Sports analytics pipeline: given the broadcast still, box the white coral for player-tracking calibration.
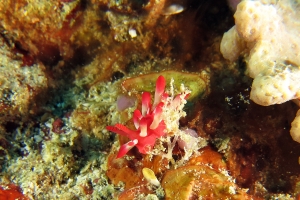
[220,0,300,142]
[250,63,300,106]
[291,110,300,142]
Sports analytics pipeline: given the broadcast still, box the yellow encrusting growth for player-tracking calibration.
[142,168,160,186]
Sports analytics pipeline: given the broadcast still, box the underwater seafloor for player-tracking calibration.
[1,0,300,199]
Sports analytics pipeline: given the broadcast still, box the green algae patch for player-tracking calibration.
[121,70,209,101]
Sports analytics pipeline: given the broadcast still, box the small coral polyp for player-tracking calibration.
[106,75,190,158]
